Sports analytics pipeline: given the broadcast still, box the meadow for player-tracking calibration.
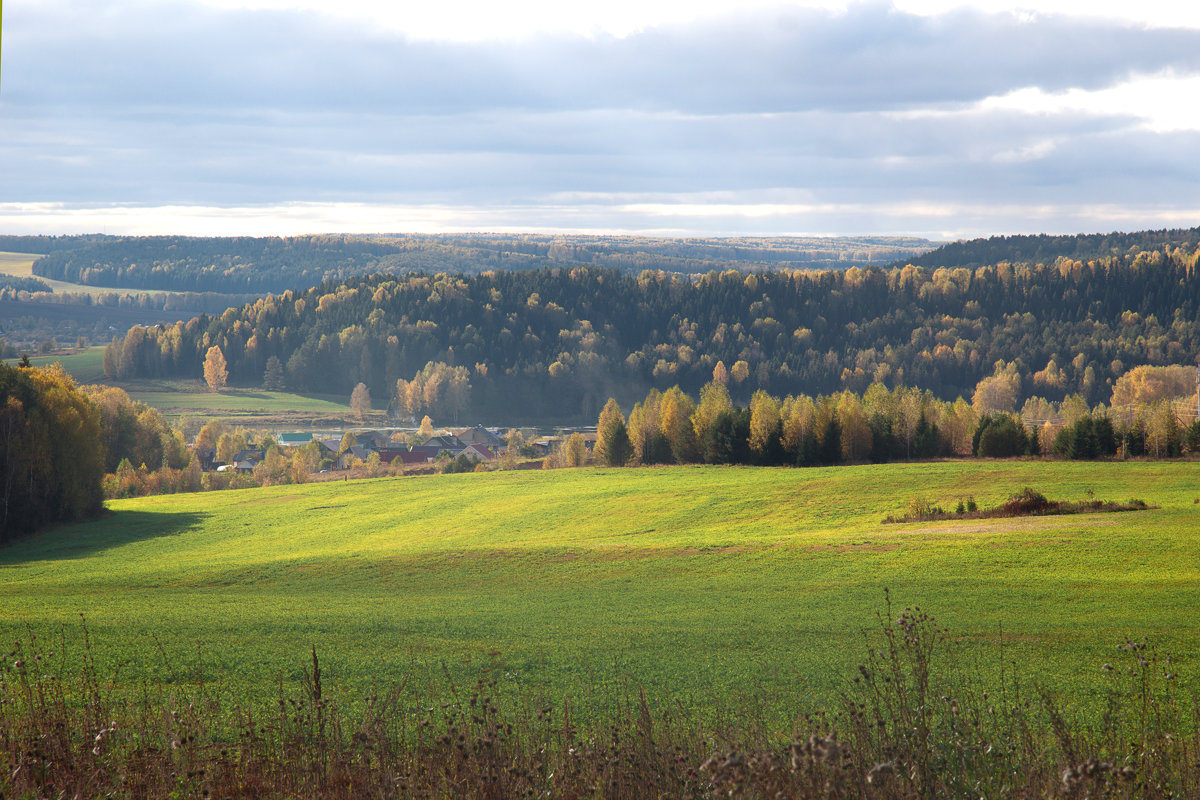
[0,251,141,298]
[18,350,355,422]
[1,460,1196,725]
[127,383,353,421]
[0,250,221,302]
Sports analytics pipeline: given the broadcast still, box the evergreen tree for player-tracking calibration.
[263,356,285,391]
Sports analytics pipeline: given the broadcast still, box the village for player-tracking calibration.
[199,423,599,477]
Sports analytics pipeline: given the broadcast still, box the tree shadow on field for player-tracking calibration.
[0,510,208,564]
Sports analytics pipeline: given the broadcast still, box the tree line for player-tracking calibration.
[590,374,1200,470]
[0,362,104,539]
[0,361,204,541]
[100,245,1200,423]
[903,226,1200,269]
[27,234,935,295]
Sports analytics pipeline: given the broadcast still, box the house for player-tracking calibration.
[232,448,266,465]
[396,445,442,464]
[375,446,410,465]
[423,434,465,451]
[354,430,391,450]
[337,444,376,470]
[278,432,314,447]
[455,425,504,449]
[461,443,495,461]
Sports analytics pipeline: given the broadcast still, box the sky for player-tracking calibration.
[2,0,1200,240]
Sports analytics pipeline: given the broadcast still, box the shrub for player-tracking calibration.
[1002,487,1054,515]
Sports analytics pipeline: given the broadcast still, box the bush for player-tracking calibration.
[1002,487,1054,515]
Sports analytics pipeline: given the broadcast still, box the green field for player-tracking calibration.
[11,352,354,420]
[0,251,215,301]
[26,346,109,383]
[0,251,132,297]
[2,461,1198,720]
[129,386,352,419]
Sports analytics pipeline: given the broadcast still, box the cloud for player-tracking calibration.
[2,0,1200,236]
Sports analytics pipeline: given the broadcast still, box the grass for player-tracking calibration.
[128,384,353,419]
[0,251,133,297]
[26,346,109,383]
[0,250,225,300]
[0,251,40,277]
[4,355,355,421]
[5,599,1195,799]
[1,460,1198,723]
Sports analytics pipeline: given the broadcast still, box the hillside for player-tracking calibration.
[902,226,1200,269]
[24,233,935,294]
[1,461,1196,715]
[104,246,1200,422]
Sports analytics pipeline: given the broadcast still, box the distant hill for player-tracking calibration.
[0,234,113,255]
[24,233,936,295]
[899,227,1200,269]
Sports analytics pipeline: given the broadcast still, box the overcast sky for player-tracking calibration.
[2,0,1199,239]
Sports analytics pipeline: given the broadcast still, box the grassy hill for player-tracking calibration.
[1,461,1197,720]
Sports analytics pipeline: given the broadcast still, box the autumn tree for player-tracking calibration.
[748,390,782,463]
[1111,365,1196,409]
[836,392,872,462]
[216,431,247,465]
[731,360,750,385]
[692,381,733,446]
[564,432,588,467]
[972,371,1019,413]
[594,398,632,467]
[350,382,371,421]
[780,394,816,462]
[659,386,699,463]
[627,389,670,465]
[204,345,228,392]
[195,419,230,452]
[0,362,104,538]
[712,360,729,386]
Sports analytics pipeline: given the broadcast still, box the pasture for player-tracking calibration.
[128,384,353,421]
[1,461,1197,721]
[26,346,109,383]
[0,251,195,300]
[10,350,355,421]
[0,251,130,297]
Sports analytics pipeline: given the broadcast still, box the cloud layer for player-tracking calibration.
[2,1,1200,237]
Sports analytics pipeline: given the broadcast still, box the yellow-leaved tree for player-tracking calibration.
[203,345,228,392]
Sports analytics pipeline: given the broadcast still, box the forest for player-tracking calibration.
[904,226,1200,269]
[101,243,1200,423]
[0,361,105,539]
[20,233,933,294]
